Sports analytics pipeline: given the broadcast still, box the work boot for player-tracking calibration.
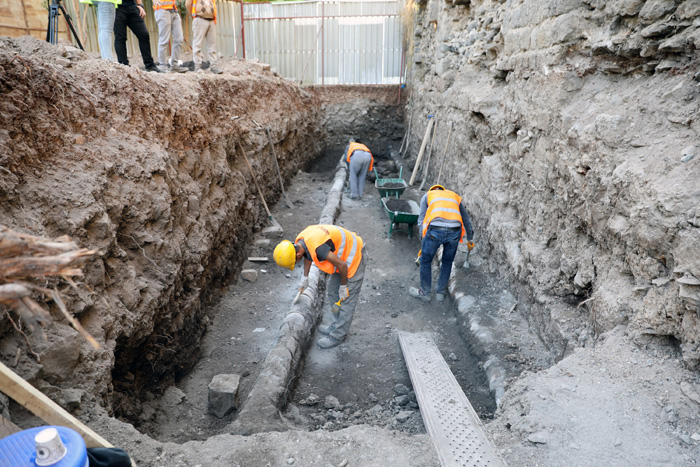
[317,335,343,349]
[170,64,188,73]
[409,287,430,302]
[209,66,223,74]
[145,64,164,73]
[318,324,335,336]
[436,292,446,303]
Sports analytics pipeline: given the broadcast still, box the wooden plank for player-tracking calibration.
[0,361,112,448]
[409,116,435,186]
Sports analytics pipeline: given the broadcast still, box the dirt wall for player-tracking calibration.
[309,85,406,161]
[405,0,700,366]
[0,36,323,417]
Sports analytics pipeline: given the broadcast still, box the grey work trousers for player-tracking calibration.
[325,248,367,341]
[155,9,184,66]
[192,16,217,68]
[348,151,372,199]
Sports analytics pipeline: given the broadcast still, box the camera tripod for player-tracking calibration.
[46,0,84,50]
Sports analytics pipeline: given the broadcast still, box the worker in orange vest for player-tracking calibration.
[274,225,367,349]
[344,140,374,200]
[410,185,474,303]
[185,0,223,74]
[153,0,188,72]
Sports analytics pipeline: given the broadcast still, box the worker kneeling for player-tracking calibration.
[274,225,367,349]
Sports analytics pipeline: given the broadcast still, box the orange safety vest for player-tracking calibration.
[191,0,217,21]
[346,142,374,171]
[153,0,176,10]
[421,190,466,242]
[296,225,364,278]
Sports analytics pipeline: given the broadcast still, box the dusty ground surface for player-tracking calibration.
[135,151,497,443]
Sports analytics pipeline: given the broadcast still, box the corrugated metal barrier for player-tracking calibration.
[241,0,404,85]
[56,0,404,85]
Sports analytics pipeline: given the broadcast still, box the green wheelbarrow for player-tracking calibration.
[381,197,420,238]
[375,167,407,202]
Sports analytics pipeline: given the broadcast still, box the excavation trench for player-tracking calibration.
[114,139,552,444]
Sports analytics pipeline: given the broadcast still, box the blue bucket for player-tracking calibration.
[0,425,88,467]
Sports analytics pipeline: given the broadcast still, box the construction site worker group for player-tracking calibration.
[274,143,475,350]
[79,0,222,74]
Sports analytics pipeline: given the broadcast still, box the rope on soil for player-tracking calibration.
[0,225,101,356]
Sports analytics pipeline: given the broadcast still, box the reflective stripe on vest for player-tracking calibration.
[296,225,364,278]
[421,190,466,242]
[154,0,177,10]
[346,142,374,172]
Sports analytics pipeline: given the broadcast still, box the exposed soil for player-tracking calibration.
[384,198,413,214]
[380,182,406,189]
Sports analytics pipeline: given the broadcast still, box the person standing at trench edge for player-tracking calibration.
[113,0,163,72]
[153,0,188,72]
[79,0,120,61]
[274,225,367,349]
[410,184,474,303]
[344,140,374,200]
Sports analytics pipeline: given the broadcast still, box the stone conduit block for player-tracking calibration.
[208,374,241,419]
[241,269,259,282]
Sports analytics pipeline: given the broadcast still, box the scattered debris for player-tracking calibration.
[241,269,259,282]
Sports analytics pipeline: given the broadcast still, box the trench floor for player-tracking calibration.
[140,154,502,442]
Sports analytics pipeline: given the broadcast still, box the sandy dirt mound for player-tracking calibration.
[0,35,321,418]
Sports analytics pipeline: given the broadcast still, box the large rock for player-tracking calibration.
[208,374,241,419]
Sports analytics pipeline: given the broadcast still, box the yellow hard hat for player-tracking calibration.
[274,240,297,271]
[429,184,445,191]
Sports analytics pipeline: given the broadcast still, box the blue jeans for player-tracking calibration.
[94,1,116,61]
[419,227,460,295]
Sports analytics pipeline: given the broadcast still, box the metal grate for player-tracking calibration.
[398,331,506,467]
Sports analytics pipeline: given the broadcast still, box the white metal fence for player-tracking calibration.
[242,0,404,85]
[60,0,404,85]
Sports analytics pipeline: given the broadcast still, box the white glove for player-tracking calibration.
[339,285,349,300]
[299,276,309,292]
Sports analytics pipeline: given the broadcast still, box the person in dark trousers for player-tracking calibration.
[114,0,163,72]
[410,184,475,303]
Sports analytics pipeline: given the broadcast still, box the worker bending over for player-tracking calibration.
[344,141,374,200]
[410,185,474,303]
[274,225,367,349]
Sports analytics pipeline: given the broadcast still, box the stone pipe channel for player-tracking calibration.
[229,157,347,435]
